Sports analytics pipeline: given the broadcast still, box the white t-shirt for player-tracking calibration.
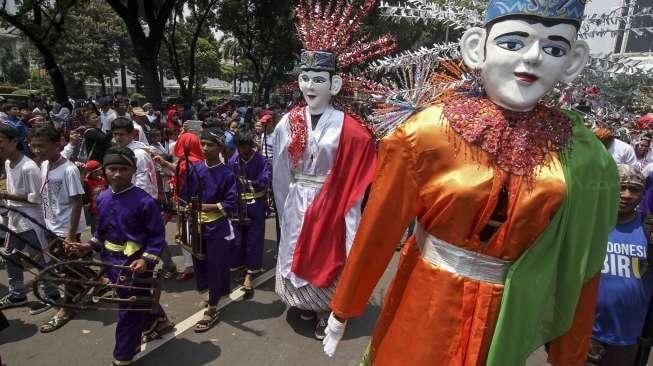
[100,109,117,132]
[134,123,149,145]
[5,156,46,234]
[40,159,87,236]
[608,139,637,165]
[127,141,159,199]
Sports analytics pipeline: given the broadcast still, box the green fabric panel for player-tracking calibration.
[486,110,619,365]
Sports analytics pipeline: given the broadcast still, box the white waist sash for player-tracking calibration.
[414,223,512,285]
[292,173,327,188]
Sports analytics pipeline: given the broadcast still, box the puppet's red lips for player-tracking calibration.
[514,72,539,84]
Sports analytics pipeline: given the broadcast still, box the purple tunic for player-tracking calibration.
[180,161,237,238]
[229,152,271,194]
[180,161,237,305]
[229,152,271,270]
[640,174,653,214]
[94,185,166,260]
[91,185,167,363]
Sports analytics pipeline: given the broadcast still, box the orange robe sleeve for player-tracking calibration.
[331,126,420,319]
[547,274,600,366]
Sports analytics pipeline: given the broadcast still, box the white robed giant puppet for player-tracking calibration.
[272,0,394,339]
[322,0,620,365]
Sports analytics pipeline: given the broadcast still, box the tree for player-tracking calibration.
[217,0,300,103]
[162,0,221,103]
[105,0,180,106]
[56,0,129,96]
[0,0,78,102]
[218,36,241,94]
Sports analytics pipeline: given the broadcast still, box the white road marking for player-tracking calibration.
[134,268,276,361]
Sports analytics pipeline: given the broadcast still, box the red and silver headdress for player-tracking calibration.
[284,0,396,167]
[293,0,397,96]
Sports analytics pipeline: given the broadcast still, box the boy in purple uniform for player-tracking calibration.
[70,146,172,366]
[229,131,271,296]
[180,127,237,332]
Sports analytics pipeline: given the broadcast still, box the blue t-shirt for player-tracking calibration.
[2,116,29,154]
[593,213,653,345]
[224,130,236,151]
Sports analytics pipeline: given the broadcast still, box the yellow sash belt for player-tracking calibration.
[239,190,266,201]
[200,210,225,223]
[105,240,142,257]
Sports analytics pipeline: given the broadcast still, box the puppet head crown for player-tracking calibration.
[299,50,337,72]
[484,0,587,26]
[295,0,396,71]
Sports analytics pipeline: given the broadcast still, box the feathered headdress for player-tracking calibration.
[286,0,396,167]
[291,0,396,96]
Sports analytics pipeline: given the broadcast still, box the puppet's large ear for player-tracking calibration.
[461,27,487,70]
[330,75,343,96]
[561,40,590,83]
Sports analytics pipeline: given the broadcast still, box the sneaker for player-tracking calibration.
[229,265,245,272]
[0,294,28,309]
[314,317,328,340]
[299,309,315,321]
[29,301,53,315]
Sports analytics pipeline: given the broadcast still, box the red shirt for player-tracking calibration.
[84,176,107,215]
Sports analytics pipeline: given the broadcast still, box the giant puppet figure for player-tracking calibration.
[322,0,620,365]
[272,0,393,339]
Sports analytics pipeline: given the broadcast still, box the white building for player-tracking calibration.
[584,0,652,70]
[84,72,252,98]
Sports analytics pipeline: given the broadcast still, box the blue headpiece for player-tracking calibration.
[484,0,587,26]
[299,50,336,72]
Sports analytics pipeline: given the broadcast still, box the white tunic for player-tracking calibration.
[272,105,362,289]
[608,138,637,165]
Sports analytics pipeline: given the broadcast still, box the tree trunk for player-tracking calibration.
[41,50,68,103]
[120,63,128,96]
[107,0,170,107]
[264,82,271,105]
[99,73,107,96]
[140,57,163,107]
[159,69,165,95]
[0,5,70,103]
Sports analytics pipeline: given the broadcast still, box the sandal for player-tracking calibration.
[194,307,221,333]
[142,319,175,343]
[242,287,254,300]
[40,312,75,333]
[175,268,194,281]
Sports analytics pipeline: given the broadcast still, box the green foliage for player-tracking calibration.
[56,0,130,87]
[194,37,222,83]
[11,89,32,96]
[161,0,223,101]
[26,67,56,97]
[0,84,18,93]
[217,0,300,102]
[364,0,457,54]
[0,0,79,101]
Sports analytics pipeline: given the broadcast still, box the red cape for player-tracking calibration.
[291,114,377,288]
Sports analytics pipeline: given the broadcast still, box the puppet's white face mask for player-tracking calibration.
[461,19,589,111]
[298,70,342,115]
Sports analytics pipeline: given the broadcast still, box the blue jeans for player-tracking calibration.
[4,229,58,299]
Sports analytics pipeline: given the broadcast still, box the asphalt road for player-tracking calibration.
[0,218,605,366]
